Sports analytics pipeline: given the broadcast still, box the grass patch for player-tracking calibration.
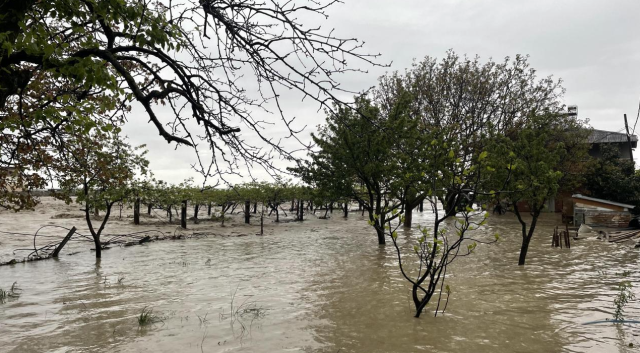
[137,306,163,327]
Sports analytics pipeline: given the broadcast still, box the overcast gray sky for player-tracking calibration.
[122,0,640,186]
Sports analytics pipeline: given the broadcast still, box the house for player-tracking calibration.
[521,126,637,216]
[571,194,635,228]
[587,129,637,160]
[537,128,637,215]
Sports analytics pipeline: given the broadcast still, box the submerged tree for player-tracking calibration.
[486,113,589,265]
[54,127,149,258]
[301,51,576,316]
[299,96,424,244]
[388,208,498,318]
[0,0,381,210]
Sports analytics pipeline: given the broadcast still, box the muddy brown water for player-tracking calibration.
[0,198,639,352]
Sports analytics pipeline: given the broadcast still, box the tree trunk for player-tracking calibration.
[298,200,304,221]
[290,199,295,212]
[245,200,251,224]
[329,202,333,213]
[253,202,257,214]
[260,213,264,235]
[403,203,413,228]
[134,197,140,225]
[414,291,435,318]
[194,204,200,224]
[376,226,385,245]
[518,235,533,266]
[147,203,152,215]
[343,202,348,218]
[419,200,424,212]
[93,235,102,259]
[207,202,212,216]
[94,206,99,217]
[514,202,541,266]
[181,200,187,229]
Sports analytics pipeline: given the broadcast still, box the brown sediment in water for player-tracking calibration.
[0,197,638,352]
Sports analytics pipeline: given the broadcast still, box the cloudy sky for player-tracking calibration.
[122,0,640,186]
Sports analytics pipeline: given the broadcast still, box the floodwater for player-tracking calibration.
[0,198,639,352]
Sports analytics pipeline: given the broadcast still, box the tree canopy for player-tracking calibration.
[584,145,640,212]
[0,0,380,210]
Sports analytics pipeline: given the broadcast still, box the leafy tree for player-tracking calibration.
[302,51,570,316]
[387,208,498,318]
[302,96,422,244]
[54,127,149,258]
[486,113,589,265]
[0,0,381,210]
[375,51,566,216]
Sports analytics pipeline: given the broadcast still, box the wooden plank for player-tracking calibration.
[52,227,76,257]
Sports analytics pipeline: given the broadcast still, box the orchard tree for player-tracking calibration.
[0,0,382,210]
[486,113,589,265]
[303,96,424,244]
[261,179,294,222]
[383,117,501,317]
[326,51,571,316]
[375,51,566,215]
[54,127,149,258]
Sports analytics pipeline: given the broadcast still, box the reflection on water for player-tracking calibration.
[0,210,639,352]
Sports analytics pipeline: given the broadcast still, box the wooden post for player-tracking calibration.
[181,200,187,229]
[624,114,635,162]
[134,197,140,225]
[53,227,76,257]
[245,200,251,224]
[559,230,563,249]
